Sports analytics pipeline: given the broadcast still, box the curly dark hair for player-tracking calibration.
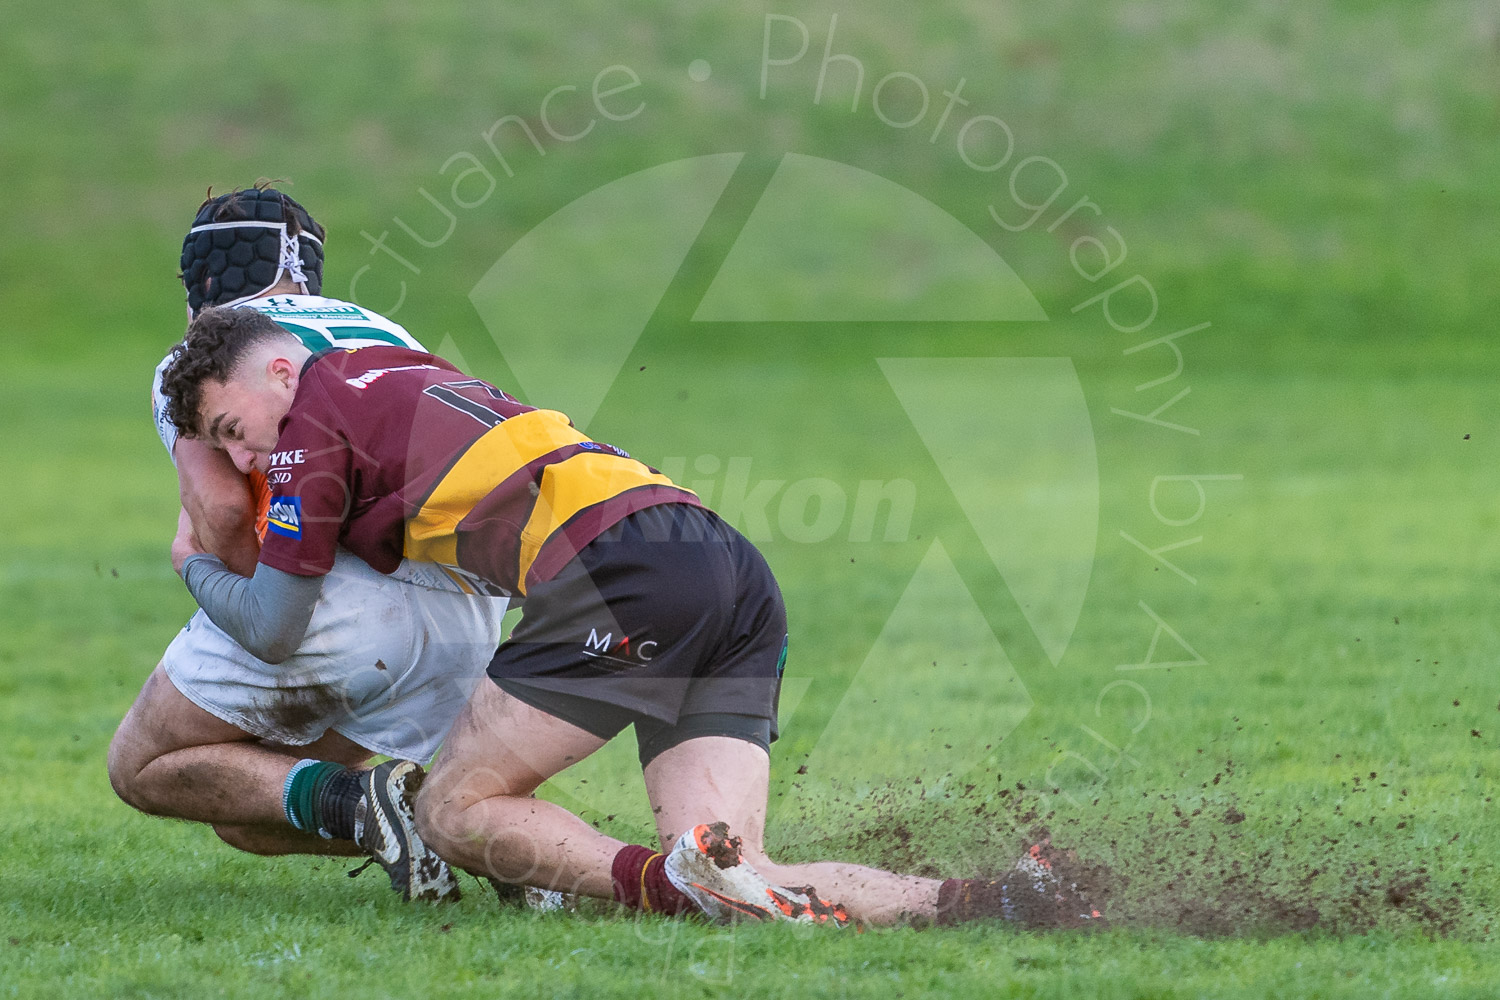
[160,306,298,439]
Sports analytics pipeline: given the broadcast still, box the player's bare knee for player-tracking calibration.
[105,723,150,812]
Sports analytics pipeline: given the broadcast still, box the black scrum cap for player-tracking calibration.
[180,186,326,314]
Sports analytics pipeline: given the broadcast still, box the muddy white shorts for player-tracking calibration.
[161,550,506,761]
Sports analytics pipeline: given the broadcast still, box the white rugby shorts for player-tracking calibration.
[161,550,505,761]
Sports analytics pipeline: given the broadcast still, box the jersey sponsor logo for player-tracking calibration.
[257,303,368,320]
[345,364,441,390]
[269,469,293,485]
[269,449,306,467]
[577,441,630,458]
[581,627,657,668]
[266,496,303,538]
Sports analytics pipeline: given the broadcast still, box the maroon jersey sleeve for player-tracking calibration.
[256,376,354,577]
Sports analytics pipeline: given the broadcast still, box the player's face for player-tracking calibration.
[197,367,296,476]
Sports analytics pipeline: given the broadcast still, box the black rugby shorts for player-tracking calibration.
[486,502,787,764]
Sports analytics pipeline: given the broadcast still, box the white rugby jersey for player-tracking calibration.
[151,295,426,460]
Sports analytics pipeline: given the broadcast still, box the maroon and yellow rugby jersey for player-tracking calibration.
[257,346,699,596]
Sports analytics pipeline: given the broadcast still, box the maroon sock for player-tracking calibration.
[935,877,966,926]
[611,845,694,915]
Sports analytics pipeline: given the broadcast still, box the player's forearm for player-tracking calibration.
[180,555,322,664]
[183,498,261,576]
[172,437,261,576]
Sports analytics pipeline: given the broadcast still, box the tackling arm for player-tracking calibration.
[177,552,322,664]
[173,437,261,577]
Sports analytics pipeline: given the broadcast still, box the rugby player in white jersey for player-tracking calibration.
[107,185,506,901]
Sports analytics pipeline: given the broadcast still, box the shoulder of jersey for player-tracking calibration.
[240,294,367,318]
[239,294,426,352]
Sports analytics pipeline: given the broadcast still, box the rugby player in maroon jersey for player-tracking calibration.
[158,305,1102,927]
[110,186,508,904]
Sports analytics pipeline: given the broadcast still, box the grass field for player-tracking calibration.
[4,2,1500,997]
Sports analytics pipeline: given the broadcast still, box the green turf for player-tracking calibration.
[3,2,1499,997]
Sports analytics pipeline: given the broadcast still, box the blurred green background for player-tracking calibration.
[2,2,1498,997]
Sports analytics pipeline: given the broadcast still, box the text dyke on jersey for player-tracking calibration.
[461,152,1095,796]
[269,449,306,467]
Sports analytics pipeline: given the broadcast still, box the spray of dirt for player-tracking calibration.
[781,759,1476,937]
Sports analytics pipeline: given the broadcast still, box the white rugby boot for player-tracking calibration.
[663,821,849,925]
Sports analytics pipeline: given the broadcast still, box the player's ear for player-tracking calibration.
[267,354,298,389]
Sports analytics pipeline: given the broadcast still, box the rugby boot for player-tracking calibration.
[937,841,1104,927]
[483,876,576,912]
[357,759,461,902]
[664,821,850,926]
[1010,841,1103,926]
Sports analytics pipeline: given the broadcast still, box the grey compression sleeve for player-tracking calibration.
[180,554,323,664]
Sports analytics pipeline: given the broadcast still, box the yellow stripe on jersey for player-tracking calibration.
[516,452,684,589]
[403,408,590,566]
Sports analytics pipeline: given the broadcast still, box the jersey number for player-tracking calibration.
[422,380,518,427]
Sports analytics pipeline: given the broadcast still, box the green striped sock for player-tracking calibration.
[283,759,345,837]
